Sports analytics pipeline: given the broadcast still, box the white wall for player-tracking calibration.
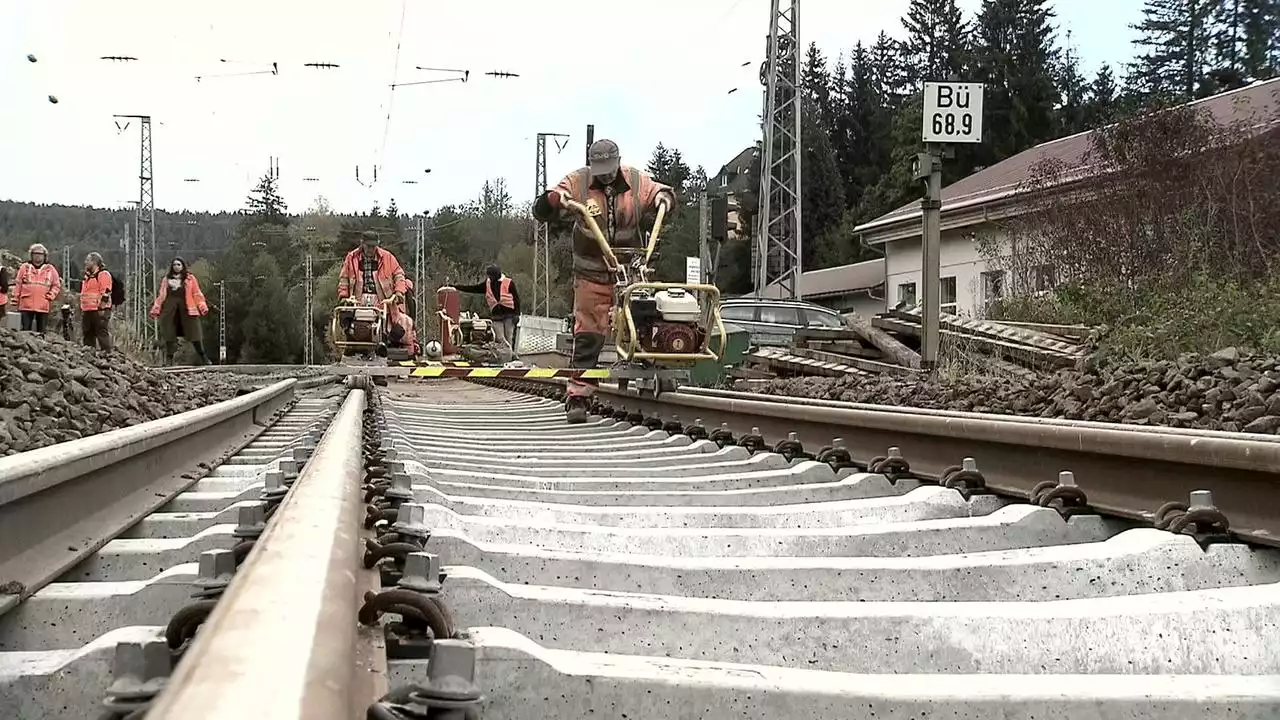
[816,293,885,319]
[883,224,1009,317]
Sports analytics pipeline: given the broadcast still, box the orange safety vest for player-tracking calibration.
[80,269,113,311]
[0,267,9,308]
[15,262,62,314]
[484,276,515,311]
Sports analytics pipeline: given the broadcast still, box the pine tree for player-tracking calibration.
[1129,0,1216,101]
[972,0,1062,166]
[1056,34,1090,134]
[838,42,894,219]
[1211,0,1280,84]
[1082,64,1122,129]
[868,32,908,106]
[243,173,289,227]
[800,99,847,270]
[801,43,835,132]
[239,252,299,363]
[899,0,972,89]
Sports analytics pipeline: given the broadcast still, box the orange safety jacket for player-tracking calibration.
[338,247,407,301]
[15,262,62,314]
[534,164,674,283]
[150,273,210,318]
[80,269,113,312]
[0,267,10,308]
[484,276,516,311]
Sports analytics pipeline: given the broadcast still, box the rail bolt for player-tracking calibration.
[101,639,171,715]
[772,431,811,461]
[868,447,912,483]
[816,437,857,470]
[260,470,288,504]
[277,459,301,484]
[1028,470,1092,517]
[232,502,268,540]
[1154,489,1231,537]
[708,422,736,447]
[739,427,766,454]
[941,457,988,498]
[384,471,416,502]
[662,415,684,434]
[192,549,237,597]
[398,552,447,594]
[685,418,710,441]
[391,503,432,541]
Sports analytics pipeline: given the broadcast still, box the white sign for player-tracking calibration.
[685,256,702,285]
[922,82,984,144]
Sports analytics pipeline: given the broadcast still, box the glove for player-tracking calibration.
[149,308,160,320]
[654,193,673,213]
[546,189,570,208]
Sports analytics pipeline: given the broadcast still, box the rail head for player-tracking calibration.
[585,383,1280,474]
[0,379,298,508]
[147,388,367,720]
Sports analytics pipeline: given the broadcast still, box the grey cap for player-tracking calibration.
[361,230,380,244]
[588,139,621,177]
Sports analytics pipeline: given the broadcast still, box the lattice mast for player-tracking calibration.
[532,132,568,316]
[754,0,802,298]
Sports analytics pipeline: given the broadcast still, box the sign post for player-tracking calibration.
[685,256,702,286]
[918,81,984,369]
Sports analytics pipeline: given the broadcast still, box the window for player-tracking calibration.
[940,276,957,315]
[758,305,800,325]
[1032,264,1056,292]
[897,282,917,307]
[719,174,728,188]
[804,309,844,328]
[981,270,1005,300]
[719,305,757,322]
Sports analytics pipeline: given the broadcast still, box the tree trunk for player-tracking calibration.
[840,312,922,370]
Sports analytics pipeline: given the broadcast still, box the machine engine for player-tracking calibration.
[627,288,706,355]
[459,312,496,344]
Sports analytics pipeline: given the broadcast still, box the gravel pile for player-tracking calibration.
[760,347,1280,435]
[0,329,255,454]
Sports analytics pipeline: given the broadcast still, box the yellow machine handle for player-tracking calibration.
[562,197,669,276]
[561,198,621,272]
[643,203,667,267]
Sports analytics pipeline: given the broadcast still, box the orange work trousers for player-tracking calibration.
[567,277,613,399]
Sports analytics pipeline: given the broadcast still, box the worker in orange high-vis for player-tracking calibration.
[79,252,113,351]
[0,264,11,321]
[337,230,407,344]
[532,139,675,423]
[150,257,211,365]
[14,243,62,334]
[454,264,521,363]
[338,231,407,303]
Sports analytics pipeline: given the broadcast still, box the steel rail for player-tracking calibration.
[484,378,1280,546]
[680,385,1280,443]
[147,388,369,720]
[0,379,298,614]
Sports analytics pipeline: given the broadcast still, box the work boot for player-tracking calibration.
[565,396,589,425]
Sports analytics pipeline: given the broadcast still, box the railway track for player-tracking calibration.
[1,374,1278,718]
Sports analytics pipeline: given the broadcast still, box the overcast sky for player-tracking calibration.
[2,0,1142,216]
